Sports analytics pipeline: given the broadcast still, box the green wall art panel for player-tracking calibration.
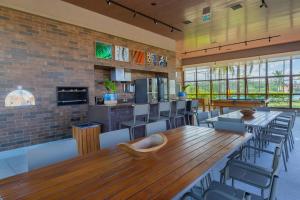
[95,41,112,59]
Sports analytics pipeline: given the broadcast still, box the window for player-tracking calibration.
[5,87,35,107]
[246,61,266,77]
[268,60,290,76]
[183,54,300,108]
[184,68,196,81]
[292,58,300,108]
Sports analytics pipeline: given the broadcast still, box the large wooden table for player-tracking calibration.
[207,110,282,129]
[0,126,252,200]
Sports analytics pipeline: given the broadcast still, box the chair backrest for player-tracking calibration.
[190,100,199,110]
[176,100,186,115]
[197,112,209,122]
[176,100,186,110]
[146,120,167,136]
[99,128,130,149]
[222,107,231,114]
[210,110,219,118]
[27,139,78,171]
[218,117,243,123]
[159,101,171,112]
[159,102,171,118]
[214,121,246,134]
[133,104,150,123]
[255,107,271,112]
[280,111,296,128]
[100,128,130,149]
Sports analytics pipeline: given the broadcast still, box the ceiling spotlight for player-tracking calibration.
[106,0,111,5]
[154,19,158,24]
[204,49,207,53]
[133,10,137,18]
[218,46,221,51]
[170,27,174,32]
[245,41,248,46]
[260,0,268,8]
[269,36,271,42]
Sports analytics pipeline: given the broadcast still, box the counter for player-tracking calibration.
[88,103,159,133]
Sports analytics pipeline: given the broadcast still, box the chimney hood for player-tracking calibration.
[111,68,131,82]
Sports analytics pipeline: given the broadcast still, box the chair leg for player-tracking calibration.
[282,149,288,172]
[187,115,190,125]
[288,136,292,152]
[173,118,177,128]
[284,140,289,161]
[130,127,135,140]
[183,116,186,126]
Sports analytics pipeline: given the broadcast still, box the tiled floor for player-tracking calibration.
[0,118,300,199]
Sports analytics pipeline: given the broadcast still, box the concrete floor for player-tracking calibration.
[208,117,300,200]
[0,118,300,199]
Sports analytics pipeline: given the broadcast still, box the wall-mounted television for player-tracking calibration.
[95,41,112,60]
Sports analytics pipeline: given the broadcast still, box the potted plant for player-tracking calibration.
[103,80,118,105]
[178,84,191,100]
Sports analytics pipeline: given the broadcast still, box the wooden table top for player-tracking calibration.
[0,126,252,200]
[207,111,282,128]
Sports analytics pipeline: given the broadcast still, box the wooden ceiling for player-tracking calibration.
[64,0,300,57]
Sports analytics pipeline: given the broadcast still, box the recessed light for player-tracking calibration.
[151,2,157,6]
[182,20,192,24]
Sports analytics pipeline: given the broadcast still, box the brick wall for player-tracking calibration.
[0,6,176,151]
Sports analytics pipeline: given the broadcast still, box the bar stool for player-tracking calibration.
[171,100,187,128]
[120,104,149,140]
[186,100,199,125]
[149,101,172,129]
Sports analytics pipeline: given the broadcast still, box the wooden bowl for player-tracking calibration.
[240,109,255,117]
[118,133,168,159]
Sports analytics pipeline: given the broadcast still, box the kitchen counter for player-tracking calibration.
[94,103,134,107]
[88,103,159,133]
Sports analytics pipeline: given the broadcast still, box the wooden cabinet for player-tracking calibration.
[72,123,101,156]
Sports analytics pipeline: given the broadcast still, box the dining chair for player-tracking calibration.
[274,111,296,148]
[186,100,199,125]
[267,116,293,159]
[214,121,246,134]
[171,100,187,128]
[255,107,271,112]
[222,107,231,114]
[218,117,244,123]
[210,109,219,118]
[146,120,167,136]
[182,175,279,200]
[256,128,288,171]
[27,139,78,171]
[220,147,281,198]
[149,101,171,129]
[197,112,210,127]
[120,104,150,140]
[99,128,130,149]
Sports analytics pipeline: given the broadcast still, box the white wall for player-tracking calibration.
[0,0,176,51]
